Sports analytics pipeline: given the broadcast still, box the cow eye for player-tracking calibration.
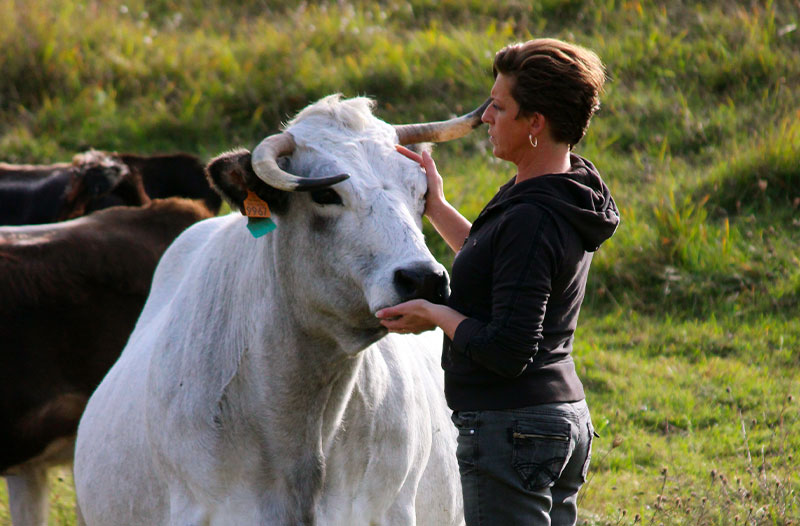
[310,189,343,206]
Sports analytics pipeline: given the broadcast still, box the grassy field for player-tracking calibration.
[1,0,799,524]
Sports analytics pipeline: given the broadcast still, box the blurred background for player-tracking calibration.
[1,0,798,524]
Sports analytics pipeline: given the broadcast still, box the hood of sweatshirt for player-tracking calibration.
[475,154,619,252]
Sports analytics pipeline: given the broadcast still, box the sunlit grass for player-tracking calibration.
[574,311,800,524]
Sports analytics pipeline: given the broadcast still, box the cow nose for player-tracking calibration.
[393,266,450,305]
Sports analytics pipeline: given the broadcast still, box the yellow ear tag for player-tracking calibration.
[242,191,276,238]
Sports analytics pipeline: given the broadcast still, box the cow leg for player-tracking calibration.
[5,466,49,526]
[4,437,76,526]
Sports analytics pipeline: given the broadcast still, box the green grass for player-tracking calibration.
[573,311,800,525]
[1,0,799,524]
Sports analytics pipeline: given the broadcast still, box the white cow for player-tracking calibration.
[73,95,488,525]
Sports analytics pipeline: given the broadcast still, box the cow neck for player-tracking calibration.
[227,222,382,456]
[272,337,365,453]
[241,314,367,483]
[242,230,362,379]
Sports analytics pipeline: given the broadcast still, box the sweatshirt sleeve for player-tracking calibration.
[450,204,558,378]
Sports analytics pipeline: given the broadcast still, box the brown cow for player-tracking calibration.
[120,152,222,214]
[0,198,213,525]
[84,152,223,216]
[0,150,147,225]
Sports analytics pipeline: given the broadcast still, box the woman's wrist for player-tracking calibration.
[427,303,467,340]
[424,195,449,221]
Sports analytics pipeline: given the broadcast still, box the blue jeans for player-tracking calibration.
[451,400,594,526]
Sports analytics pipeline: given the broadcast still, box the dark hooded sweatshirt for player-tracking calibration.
[443,153,619,411]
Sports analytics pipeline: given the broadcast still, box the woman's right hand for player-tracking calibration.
[396,145,445,216]
[396,144,471,254]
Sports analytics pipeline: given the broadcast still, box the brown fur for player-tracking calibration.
[0,150,140,225]
[17,393,88,441]
[0,198,213,473]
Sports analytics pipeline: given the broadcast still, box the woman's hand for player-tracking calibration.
[376,299,437,334]
[395,144,472,254]
[376,300,467,339]
[395,145,445,216]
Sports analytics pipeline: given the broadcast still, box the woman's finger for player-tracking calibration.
[375,300,415,319]
[380,320,402,330]
[395,145,423,164]
[420,151,440,175]
[379,317,410,331]
[375,307,399,319]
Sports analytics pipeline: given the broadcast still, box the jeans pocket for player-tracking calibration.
[511,420,571,491]
[580,421,594,482]
[452,411,479,469]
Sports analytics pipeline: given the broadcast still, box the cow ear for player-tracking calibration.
[205,149,289,214]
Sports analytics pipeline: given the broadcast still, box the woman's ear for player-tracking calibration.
[528,112,547,138]
[205,149,289,214]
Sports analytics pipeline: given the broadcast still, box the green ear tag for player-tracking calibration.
[246,217,277,238]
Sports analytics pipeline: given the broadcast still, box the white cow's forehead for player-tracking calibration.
[286,97,396,148]
[286,95,380,134]
[283,95,426,195]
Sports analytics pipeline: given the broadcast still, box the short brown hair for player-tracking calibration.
[493,38,606,147]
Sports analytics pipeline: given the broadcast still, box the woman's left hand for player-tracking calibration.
[376,300,467,339]
[376,299,437,334]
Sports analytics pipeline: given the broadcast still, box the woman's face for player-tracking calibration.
[481,73,534,165]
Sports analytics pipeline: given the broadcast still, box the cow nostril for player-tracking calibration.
[394,268,420,300]
[433,273,450,304]
[393,267,450,304]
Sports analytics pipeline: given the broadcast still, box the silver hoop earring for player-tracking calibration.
[529,134,538,148]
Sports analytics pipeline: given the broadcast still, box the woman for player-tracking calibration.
[376,38,619,525]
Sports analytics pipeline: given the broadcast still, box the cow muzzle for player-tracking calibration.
[393,265,450,305]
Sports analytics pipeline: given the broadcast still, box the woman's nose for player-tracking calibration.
[481,106,492,124]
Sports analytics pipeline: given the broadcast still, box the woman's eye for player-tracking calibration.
[310,189,343,206]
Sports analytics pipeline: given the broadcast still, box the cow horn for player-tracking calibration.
[251,132,349,192]
[394,98,492,145]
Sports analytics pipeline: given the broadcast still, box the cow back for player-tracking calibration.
[0,198,212,473]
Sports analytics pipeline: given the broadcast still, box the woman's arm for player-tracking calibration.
[396,145,471,253]
[447,205,556,377]
[381,205,557,379]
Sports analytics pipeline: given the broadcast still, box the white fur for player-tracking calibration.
[74,97,463,525]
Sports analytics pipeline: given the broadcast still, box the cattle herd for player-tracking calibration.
[1,95,488,526]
